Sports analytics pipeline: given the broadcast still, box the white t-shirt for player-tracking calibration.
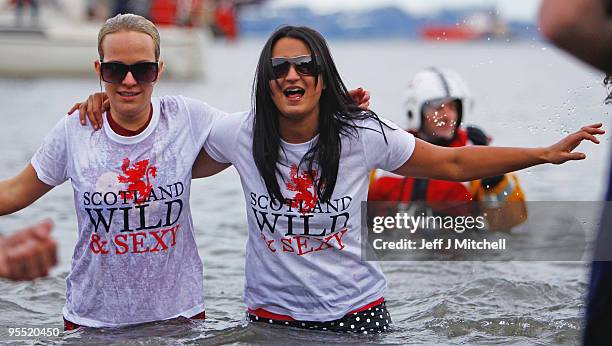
[204,111,416,321]
[31,96,225,327]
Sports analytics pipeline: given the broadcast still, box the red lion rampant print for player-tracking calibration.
[286,164,319,214]
[117,158,157,204]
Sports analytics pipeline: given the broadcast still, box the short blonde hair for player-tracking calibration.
[98,13,160,61]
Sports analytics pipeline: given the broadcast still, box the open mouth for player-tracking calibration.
[283,87,305,100]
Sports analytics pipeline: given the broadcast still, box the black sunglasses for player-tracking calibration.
[100,61,159,84]
[270,55,319,80]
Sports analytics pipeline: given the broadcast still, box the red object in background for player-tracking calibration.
[369,176,473,203]
[150,0,177,26]
[369,128,473,215]
[215,3,237,40]
[421,26,483,41]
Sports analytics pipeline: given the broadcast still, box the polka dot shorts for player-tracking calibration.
[247,301,391,334]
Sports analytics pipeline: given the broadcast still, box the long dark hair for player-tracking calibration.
[252,25,389,203]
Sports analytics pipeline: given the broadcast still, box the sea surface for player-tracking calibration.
[0,38,610,345]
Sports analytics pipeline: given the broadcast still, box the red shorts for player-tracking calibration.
[247,297,385,321]
[63,311,206,331]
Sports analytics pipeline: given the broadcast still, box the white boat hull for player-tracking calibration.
[0,23,207,79]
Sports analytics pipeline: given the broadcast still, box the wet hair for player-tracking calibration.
[605,74,612,105]
[98,13,160,61]
[252,25,390,203]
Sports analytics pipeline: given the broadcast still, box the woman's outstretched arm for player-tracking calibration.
[394,124,604,181]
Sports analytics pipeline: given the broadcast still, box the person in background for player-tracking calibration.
[13,0,39,27]
[214,0,237,40]
[369,68,527,231]
[0,220,57,281]
[113,0,151,18]
[539,0,612,75]
[86,0,112,21]
[539,0,612,343]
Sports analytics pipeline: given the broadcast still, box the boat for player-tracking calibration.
[421,10,510,42]
[421,26,482,41]
[0,5,208,79]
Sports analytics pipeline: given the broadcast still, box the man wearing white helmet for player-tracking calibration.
[369,67,526,230]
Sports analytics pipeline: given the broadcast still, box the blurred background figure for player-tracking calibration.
[369,68,527,231]
[539,0,612,344]
[112,0,152,18]
[212,0,236,40]
[0,219,57,281]
[86,0,111,20]
[13,0,39,26]
[148,0,206,27]
[539,0,612,75]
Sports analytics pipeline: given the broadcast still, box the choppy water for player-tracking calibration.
[0,38,610,345]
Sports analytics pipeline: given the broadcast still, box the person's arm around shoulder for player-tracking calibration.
[192,149,231,179]
[181,95,230,150]
[67,92,108,130]
[68,87,372,131]
[196,111,248,176]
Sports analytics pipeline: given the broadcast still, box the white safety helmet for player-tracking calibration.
[404,67,474,130]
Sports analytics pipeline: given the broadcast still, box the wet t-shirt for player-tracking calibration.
[204,111,416,321]
[31,96,224,327]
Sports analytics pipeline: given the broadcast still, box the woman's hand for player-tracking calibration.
[348,87,371,110]
[543,123,604,164]
[67,92,109,131]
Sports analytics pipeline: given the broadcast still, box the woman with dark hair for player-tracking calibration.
[250,25,385,204]
[199,25,602,333]
[72,25,602,333]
